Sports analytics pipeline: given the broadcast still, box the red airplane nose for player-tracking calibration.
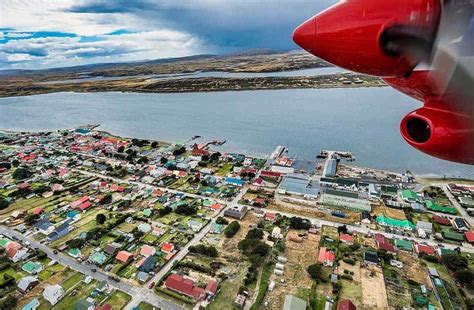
[293,0,440,77]
[293,17,316,53]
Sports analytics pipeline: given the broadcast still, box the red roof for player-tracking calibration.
[140,245,156,257]
[378,242,396,253]
[265,212,276,221]
[205,281,219,295]
[153,189,164,197]
[18,183,31,190]
[415,243,435,255]
[79,201,92,211]
[71,196,89,208]
[192,148,209,156]
[432,215,451,226]
[339,234,353,244]
[165,274,206,300]
[317,247,335,264]
[260,170,282,178]
[95,304,112,310]
[211,203,221,210]
[338,299,357,310]
[115,251,133,263]
[465,231,474,243]
[162,243,174,253]
[110,184,125,192]
[32,207,43,215]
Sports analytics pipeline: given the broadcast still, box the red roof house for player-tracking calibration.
[432,215,451,226]
[115,251,133,263]
[339,234,353,244]
[374,234,396,253]
[71,196,89,208]
[32,207,43,216]
[164,274,206,300]
[140,245,156,257]
[205,281,219,295]
[465,231,474,243]
[162,243,174,253]
[415,243,435,256]
[79,201,92,212]
[192,148,209,157]
[317,247,335,266]
[264,212,276,222]
[338,299,357,310]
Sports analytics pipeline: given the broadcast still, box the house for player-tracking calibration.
[360,211,371,224]
[317,247,335,267]
[339,234,353,245]
[35,220,54,235]
[47,219,73,241]
[454,218,468,231]
[9,246,29,263]
[205,281,219,296]
[66,211,81,222]
[188,219,203,232]
[338,299,357,310]
[271,227,282,239]
[225,177,245,187]
[442,229,464,241]
[283,295,307,310]
[374,234,396,254]
[89,251,107,265]
[264,212,276,222]
[22,261,43,274]
[140,245,156,257]
[416,221,433,235]
[138,223,152,233]
[432,215,451,226]
[17,276,39,294]
[395,239,413,252]
[115,251,133,263]
[104,243,121,255]
[74,299,94,310]
[138,255,156,273]
[71,196,89,208]
[464,231,474,243]
[43,284,64,305]
[363,251,379,265]
[376,216,415,230]
[164,273,206,300]
[414,243,435,256]
[161,243,174,253]
[137,271,150,283]
[235,294,246,307]
[152,226,164,237]
[428,267,440,278]
[224,205,247,220]
[68,248,81,258]
[210,223,224,234]
[400,189,421,203]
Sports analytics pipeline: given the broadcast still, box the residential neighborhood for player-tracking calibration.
[0,128,473,309]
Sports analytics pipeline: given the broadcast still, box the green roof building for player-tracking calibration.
[425,201,457,215]
[68,248,81,258]
[442,229,464,241]
[459,196,474,208]
[142,208,152,217]
[74,299,94,310]
[22,261,42,274]
[400,190,420,202]
[283,295,307,310]
[89,251,107,265]
[396,239,413,251]
[0,238,11,247]
[376,215,415,230]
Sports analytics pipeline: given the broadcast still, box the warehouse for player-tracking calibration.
[320,193,371,212]
[278,173,319,198]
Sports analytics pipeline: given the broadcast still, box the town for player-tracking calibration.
[0,127,473,310]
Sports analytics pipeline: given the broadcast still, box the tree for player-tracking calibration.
[96,213,107,225]
[24,214,40,225]
[337,225,348,234]
[224,221,240,238]
[159,206,172,216]
[215,217,228,225]
[307,264,323,281]
[289,217,311,230]
[151,141,158,148]
[0,198,9,210]
[102,193,113,204]
[12,167,31,180]
[160,157,168,165]
[66,238,85,249]
[210,152,221,162]
[0,295,17,309]
[11,159,20,167]
[117,146,125,153]
[172,146,186,156]
[441,253,468,270]
[454,268,474,288]
[175,204,197,216]
[246,228,264,240]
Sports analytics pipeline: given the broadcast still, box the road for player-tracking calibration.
[0,227,184,310]
[443,184,473,227]
[268,209,474,253]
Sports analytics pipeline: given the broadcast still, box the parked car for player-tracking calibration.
[148,281,155,289]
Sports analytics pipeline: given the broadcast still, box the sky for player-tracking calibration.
[0,0,335,70]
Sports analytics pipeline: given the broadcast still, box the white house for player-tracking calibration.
[43,284,64,305]
[271,227,282,239]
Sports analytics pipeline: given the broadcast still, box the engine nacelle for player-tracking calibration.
[400,107,474,165]
[293,0,440,77]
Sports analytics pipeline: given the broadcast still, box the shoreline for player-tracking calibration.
[2,127,473,182]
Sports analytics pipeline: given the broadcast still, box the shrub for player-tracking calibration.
[343,258,355,265]
[224,221,240,238]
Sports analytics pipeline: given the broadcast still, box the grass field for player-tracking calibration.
[100,290,132,309]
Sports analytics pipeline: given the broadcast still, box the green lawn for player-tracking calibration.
[53,280,98,310]
[101,290,132,309]
[61,272,84,291]
[38,262,66,281]
[137,301,157,310]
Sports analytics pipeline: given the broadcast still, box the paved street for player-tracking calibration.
[443,184,474,227]
[0,227,184,310]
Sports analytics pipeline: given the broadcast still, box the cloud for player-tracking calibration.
[0,0,336,68]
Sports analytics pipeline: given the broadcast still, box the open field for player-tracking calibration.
[360,266,389,309]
